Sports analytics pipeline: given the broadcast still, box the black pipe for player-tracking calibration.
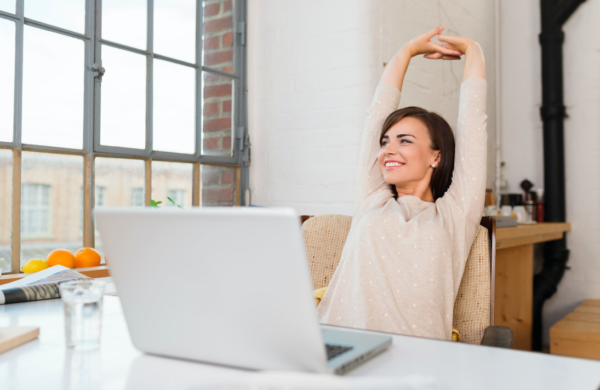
[534,0,585,351]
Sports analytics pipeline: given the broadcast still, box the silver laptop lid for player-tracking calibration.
[96,207,328,373]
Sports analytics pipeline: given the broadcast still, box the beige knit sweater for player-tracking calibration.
[317,78,487,340]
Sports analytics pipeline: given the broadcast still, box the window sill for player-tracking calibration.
[0,266,110,286]
[21,234,55,241]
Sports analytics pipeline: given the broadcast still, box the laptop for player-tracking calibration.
[95,207,391,375]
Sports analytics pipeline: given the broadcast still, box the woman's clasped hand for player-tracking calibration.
[404,25,478,60]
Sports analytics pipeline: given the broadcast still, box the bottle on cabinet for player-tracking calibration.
[536,188,544,223]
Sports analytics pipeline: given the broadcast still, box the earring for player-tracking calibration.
[431,164,436,168]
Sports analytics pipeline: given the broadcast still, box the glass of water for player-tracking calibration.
[59,280,106,349]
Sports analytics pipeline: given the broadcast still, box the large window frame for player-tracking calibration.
[0,0,250,275]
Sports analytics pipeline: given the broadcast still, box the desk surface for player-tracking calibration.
[1,297,599,390]
[496,222,571,249]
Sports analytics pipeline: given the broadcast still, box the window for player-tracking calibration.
[0,0,249,274]
[0,149,12,272]
[131,188,145,207]
[21,184,50,237]
[95,186,107,207]
[167,190,186,207]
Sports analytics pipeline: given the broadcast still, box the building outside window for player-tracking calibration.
[131,188,145,207]
[167,189,186,207]
[95,186,107,208]
[21,183,50,238]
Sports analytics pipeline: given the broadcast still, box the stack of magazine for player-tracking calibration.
[0,265,90,305]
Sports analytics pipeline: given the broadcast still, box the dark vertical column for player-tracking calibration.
[533,0,571,351]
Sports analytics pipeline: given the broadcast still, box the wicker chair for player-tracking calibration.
[301,214,512,347]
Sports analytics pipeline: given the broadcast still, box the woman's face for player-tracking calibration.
[378,117,440,190]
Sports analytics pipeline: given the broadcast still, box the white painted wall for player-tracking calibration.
[500,0,600,346]
[247,0,376,215]
[248,0,497,216]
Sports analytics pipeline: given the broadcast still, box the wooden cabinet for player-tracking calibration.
[493,222,571,351]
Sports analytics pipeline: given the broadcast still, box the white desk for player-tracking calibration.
[1,297,599,390]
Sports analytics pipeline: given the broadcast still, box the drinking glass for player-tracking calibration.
[59,280,106,349]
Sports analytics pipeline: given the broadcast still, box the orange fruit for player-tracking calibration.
[46,249,75,268]
[74,247,101,268]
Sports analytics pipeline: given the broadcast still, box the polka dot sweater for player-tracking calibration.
[317,78,488,340]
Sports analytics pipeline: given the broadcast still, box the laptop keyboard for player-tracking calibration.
[325,344,353,360]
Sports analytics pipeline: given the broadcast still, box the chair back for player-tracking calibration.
[301,214,496,345]
[302,214,353,290]
[452,223,493,344]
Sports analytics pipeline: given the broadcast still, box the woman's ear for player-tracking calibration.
[433,152,441,164]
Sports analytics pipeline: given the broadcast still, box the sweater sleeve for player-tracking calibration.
[438,77,488,225]
[355,83,402,207]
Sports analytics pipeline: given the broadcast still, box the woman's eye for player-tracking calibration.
[400,139,412,144]
[381,141,388,147]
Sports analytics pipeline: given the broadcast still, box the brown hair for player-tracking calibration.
[379,106,455,201]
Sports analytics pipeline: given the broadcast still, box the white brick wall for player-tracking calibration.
[248,0,376,215]
[248,0,497,216]
[500,0,600,346]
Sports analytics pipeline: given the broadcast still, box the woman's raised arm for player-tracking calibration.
[434,34,488,231]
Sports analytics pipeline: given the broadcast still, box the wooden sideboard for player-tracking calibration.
[494,222,571,351]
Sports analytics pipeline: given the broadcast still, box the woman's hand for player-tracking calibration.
[423,33,478,59]
[380,26,484,91]
[405,26,462,60]
[436,32,486,81]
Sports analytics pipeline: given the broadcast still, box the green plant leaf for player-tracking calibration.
[167,196,183,208]
[150,200,162,207]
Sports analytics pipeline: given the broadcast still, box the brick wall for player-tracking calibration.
[247,0,497,215]
[203,0,234,158]
[202,164,235,206]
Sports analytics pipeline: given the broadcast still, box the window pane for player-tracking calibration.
[0,149,12,273]
[21,152,83,270]
[25,0,85,34]
[151,161,193,207]
[0,19,15,143]
[94,157,145,257]
[154,0,195,63]
[202,0,234,73]
[201,165,235,206]
[100,46,146,149]
[153,60,195,154]
[102,0,146,50]
[203,73,233,156]
[22,27,84,149]
[0,0,15,14]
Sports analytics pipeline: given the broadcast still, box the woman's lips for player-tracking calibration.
[384,161,404,170]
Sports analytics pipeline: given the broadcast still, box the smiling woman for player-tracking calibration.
[317,26,488,341]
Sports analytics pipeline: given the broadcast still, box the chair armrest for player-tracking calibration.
[481,326,513,348]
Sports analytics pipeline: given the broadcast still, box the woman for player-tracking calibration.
[317,26,487,341]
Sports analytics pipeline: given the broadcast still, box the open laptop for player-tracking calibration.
[95,207,391,375]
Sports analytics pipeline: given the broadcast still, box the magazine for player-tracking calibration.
[0,265,90,305]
